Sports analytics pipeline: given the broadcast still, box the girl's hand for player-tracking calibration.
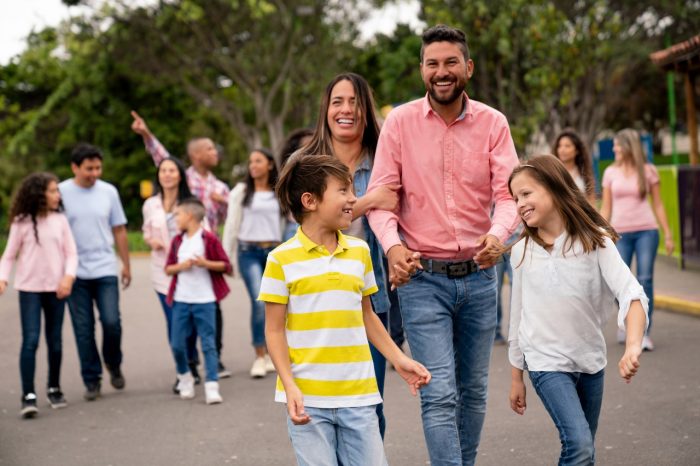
[509,380,527,415]
[0,280,7,295]
[618,344,642,383]
[664,235,674,255]
[285,384,311,425]
[56,275,75,300]
[394,355,431,396]
[370,184,401,212]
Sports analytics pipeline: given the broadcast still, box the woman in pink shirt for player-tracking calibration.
[0,173,77,418]
[601,128,674,351]
[142,157,200,392]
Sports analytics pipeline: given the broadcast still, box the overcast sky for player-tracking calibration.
[0,0,423,64]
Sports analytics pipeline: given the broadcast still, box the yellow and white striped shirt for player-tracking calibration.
[258,228,381,408]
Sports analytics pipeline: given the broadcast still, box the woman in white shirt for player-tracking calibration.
[507,155,648,465]
[223,149,284,378]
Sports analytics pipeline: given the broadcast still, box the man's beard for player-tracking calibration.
[427,79,465,105]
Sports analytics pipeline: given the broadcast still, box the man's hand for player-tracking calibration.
[386,244,422,290]
[473,234,504,269]
[56,275,75,300]
[130,110,152,139]
[121,266,132,290]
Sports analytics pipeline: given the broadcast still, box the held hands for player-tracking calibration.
[371,184,401,212]
[56,275,75,299]
[130,110,152,139]
[473,234,504,269]
[386,244,422,290]
[286,384,311,425]
[393,355,431,396]
[509,380,527,415]
[618,343,642,383]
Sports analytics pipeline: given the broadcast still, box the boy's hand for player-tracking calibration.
[393,355,431,396]
[509,380,527,415]
[286,384,311,425]
[179,259,194,272]
[192,256,208,268]
[618,344,642,383]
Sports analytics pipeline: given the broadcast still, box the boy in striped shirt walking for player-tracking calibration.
[259,154,430,466]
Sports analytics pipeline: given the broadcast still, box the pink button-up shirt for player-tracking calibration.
[367,94,520,260]
[0,212,78,292]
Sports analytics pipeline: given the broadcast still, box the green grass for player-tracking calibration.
[0,230,151,255]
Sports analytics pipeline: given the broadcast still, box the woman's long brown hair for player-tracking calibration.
[508,155,618,263]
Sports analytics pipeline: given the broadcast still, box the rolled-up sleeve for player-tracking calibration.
[488,115,520,243]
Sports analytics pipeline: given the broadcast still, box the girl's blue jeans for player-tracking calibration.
[238,242,276,348]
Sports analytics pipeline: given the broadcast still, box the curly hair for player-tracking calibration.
[9,172,62,244]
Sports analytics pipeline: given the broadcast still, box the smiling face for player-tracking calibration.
[420,41,473,106]
[248,150,273,182]
[510,171,560,230]
[327,79,363,145]
[313,176,357,231]
[71,157,102,188]
[158,159,182,191]
[45,180,61,211]
[556,136,577,164]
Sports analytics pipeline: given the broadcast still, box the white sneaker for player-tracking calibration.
[264,354,276,373]
[177,372,195,399]
[642,335,655,351]
[616,328,626,344]
[250,357,267,378]
[205,381,223,404]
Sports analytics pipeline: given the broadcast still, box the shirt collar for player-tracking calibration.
[421,92,472,121]
[296,227,349,254]
[355,153,371,174]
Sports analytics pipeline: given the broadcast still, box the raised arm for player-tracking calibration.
[130,110,171,166]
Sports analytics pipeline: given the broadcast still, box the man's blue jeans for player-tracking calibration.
[528,370,604,466]
[286,405,387,466]
[495,253,512,340]
[67,276,122,385]
[171,301,218,382]
[19,291,66,394]
[616,229,658,332]
[397,266,497,466]
[238,243,276,347]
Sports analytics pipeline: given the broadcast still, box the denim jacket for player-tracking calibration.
[353,156,390,314]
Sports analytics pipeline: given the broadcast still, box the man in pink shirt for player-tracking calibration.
[367,25,519,466]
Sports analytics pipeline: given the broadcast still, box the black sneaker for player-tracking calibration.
[189,362,201,385]
[47,387,67,409]
[107,366,126,390]
[172,378,180,395]
[218,361,232,379]
[84,381,101,401]
[21,393,39,419]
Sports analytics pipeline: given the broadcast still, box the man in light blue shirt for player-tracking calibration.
[59,144,131,401]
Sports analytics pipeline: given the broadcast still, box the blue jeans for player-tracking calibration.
[616,229,658,333]
[528,370,605,466]
[495,254,512,340]
[19,292,66,394]
[368,311,388,439]
[156,293,198,368]
[286,405,387,466]
[67,276,122,385]
[397,266,497,466]
[171,301,218,382]
[238,242,276,348]
[283,221,298,242]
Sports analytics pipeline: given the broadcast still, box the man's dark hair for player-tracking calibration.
[420,24,470,62]
[71,143,103,166]
[276,154,352,224]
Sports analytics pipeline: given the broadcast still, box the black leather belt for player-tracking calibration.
[419,258,479,278]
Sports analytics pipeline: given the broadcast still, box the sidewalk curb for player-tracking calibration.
[656,295,700,317]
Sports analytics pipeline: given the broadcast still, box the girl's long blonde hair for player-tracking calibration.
[614,128,648,199]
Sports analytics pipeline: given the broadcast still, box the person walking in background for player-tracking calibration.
[59,144,130,401]
[0,173,77,418]
[508,155,648,465]
[295,72,400,439]
[366,25,520,465]
[552,129,596,204]
[222,148,284,378]
[493,226,522,345]
[165,198,232,404]
[142,157,201,392]
[130,110,232,377]
[600,128,674,351]
[278,128,313,242]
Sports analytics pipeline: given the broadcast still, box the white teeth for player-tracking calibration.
[435,81,453,86]
[337,119,353,124]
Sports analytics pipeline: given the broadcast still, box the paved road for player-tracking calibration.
[0,257,699,465]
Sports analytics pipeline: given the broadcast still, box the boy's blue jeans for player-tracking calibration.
[528,370,604,466]
[615,229,658,333]
[156,293,199,368]
[171,302,218,382]
[286,405,387,466]
[397,266,497,466]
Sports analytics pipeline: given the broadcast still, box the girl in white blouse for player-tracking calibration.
[507,155,648,465]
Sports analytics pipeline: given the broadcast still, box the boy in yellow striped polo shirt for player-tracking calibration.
[259,154,431,466]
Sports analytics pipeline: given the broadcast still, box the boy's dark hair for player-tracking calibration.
[276,154,352,224]
[71,143,103,166]
[420,24,470,62]
[178,197,206,222]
